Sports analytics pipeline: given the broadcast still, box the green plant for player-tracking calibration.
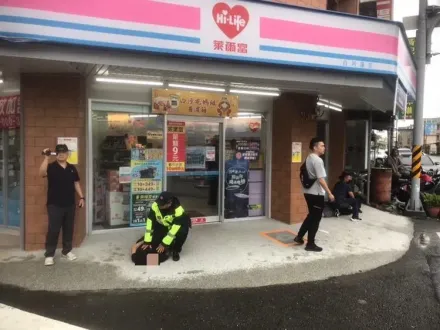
[423,193,440,208]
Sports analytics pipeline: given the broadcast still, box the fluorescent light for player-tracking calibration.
[319,98,342,108]
[96,77,163,86]
[168,83,225,92]
[317,101,342,112]
[231,83,280,92]
[129,114,158,118]
[230,89,280,97]
[0,79,3,84]
[237,112,255,116]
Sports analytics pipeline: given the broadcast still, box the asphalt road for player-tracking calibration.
[1,219,440,330]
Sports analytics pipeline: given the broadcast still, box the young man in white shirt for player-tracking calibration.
[294,138,334,252]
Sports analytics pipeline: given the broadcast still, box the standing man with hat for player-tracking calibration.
[134,191,191,264]
[39,144,85,266]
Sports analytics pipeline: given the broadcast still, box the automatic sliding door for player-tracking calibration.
[166,117,222,223]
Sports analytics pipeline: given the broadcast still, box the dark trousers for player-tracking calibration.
[297,194,325,245]
[45,205,75,257]
[344,197,361,218]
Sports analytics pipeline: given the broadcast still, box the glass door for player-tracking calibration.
[166,116,223,223]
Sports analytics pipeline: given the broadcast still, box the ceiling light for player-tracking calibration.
[96,77,163,86]
[319,98,342,108]
[168,83,225,92]
[0,79,3,84]
[231,84,280,92]
[230,89,280,97]
[129,114,158,118]
[317,101,342,112]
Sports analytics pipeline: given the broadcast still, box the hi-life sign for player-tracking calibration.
[1,0,415,97]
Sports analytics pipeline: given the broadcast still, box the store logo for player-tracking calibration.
[249,121,260,132]
[212,2,249,39]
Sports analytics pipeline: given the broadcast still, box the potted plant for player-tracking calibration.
[423,193,440,218]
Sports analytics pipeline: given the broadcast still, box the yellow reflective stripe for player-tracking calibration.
[144,218,153,243]
[162,224,181,245]
[175,206,184,217]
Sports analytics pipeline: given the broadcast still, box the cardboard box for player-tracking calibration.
[106,191,130,226]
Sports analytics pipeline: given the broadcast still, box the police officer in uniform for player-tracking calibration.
[132,192,191,265]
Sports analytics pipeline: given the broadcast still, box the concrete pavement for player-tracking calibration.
[0,218,438,330]
[0,206,413,291]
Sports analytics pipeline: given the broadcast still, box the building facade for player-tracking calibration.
[0,0,415,250]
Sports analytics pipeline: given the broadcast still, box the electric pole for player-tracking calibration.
[408,0,440,211]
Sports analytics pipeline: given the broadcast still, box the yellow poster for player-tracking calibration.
[152,89,238,117]
[57,137,78,164]
[291,142,302,163]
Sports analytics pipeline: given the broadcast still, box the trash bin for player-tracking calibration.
[370,168,392,203]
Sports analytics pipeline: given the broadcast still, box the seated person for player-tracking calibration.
[131,191,191,265]
[332,172,362,222]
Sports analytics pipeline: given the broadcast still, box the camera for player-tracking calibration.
[41,149,56,156]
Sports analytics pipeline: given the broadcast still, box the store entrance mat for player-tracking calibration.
[260,229,307,247]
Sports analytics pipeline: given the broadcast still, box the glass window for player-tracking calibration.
[7,128,20,227]
[224,115,266,219]
[91,102,164,230]
[166,120,221,222]
[400,155,434,166]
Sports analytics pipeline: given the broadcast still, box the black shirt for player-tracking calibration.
[333,181,352,201]
[47,161,80,207]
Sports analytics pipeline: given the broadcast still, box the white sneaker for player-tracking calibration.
[350,217,362,222]
[44,257,55,266]
[62,252,77,261]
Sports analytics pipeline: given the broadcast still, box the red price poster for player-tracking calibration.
[166,121,186,172]
[0,95,20,129]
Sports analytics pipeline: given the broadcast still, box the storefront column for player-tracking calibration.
[271,92,317,224]
[22,73,86,251]
[328,111,346,188]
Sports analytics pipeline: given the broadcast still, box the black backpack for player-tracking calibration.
[300,158,317,189]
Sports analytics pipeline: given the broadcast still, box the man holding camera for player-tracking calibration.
[39,144,84,266]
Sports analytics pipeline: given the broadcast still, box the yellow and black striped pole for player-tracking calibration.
[411,145,422,179]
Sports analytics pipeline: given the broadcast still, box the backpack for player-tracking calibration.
[300,158,317,189]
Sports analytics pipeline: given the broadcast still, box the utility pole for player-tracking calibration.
[408,0,440,211]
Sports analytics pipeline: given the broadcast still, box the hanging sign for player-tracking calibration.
[0,95,20,129]
[166,121,186,172]
[152,89,238,117]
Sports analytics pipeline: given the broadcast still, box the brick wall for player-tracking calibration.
[269,0,327,10]
[328,0,359,14]
[22,74,86,251]
[272,93,317,224]
[328,111,346,188]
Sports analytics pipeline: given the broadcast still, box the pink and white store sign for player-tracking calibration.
[0,0,416,99]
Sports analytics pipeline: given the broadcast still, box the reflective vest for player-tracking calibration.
[144,202,185,246]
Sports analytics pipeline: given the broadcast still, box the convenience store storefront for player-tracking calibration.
[0,0,416,249]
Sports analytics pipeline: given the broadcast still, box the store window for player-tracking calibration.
[0,95,21,228]
[91,102,164,230]
[224,114,266,219]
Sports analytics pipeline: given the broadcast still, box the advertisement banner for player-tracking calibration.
[236,140,260,161]
[131,159,163,193]
[152,89,238,117]
[130,193,159,226]
[224,156,250,219]
[130,148,163,227]
[167,121,186,172]
[0,95,20,129]
[376,0,392,20]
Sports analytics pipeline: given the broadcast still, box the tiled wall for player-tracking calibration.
[22,74,86,251]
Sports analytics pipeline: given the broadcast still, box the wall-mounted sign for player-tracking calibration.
[0,95,20,129]
[2,0,416,99]
[167,121,186,172]
[291,142,302,163]
[152,89,238,117]
[57,137,78,164]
